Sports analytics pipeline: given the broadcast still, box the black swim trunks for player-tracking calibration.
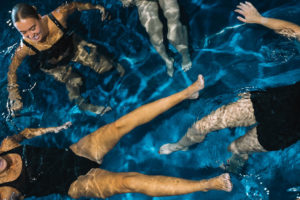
[250,81,300,151]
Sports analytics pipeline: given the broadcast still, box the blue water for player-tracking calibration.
[1,0,300,199]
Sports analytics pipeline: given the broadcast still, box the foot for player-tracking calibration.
[220,154,248,175]
[186,74,205,99]
[78,101,112,116]
[159,143,188,155]
[207,173,233,192]
[93,106,112,116]
[165,58,174,77]
[181,57,192,72]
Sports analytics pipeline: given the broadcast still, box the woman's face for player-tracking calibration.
[0,156,7,173]
[14,16,45,42]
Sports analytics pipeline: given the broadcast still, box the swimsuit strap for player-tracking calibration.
[48,13,67,33]
[22,39,39,54]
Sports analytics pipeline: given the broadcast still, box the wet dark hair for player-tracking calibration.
[11,3,39,23]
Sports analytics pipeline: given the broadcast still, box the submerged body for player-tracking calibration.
[159,1,300,172]
[8,2,124,116]
[160,81,300,172]
[0,75,233,199]
[120,0,192,76]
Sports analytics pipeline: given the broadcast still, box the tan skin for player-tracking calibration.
[0,75,233,199]
[235,1,300,40]
[0,122,71,200]
[7,2,108,114]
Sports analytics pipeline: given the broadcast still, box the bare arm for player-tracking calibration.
[7,45,29,113]
[0,186,23,200]
[53,1,108,27]
[0,122,72,152]
[235,1,300,40]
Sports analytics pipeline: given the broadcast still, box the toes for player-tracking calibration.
[159,144,173,155]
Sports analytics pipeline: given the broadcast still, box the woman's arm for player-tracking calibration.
[7,45,29,114]
[235,1,300,40]
[0,186,23,200]
[53,1,108,27]
[0,122,72,152]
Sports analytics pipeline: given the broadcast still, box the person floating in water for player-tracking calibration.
[234,1,300,40]
[120,0,192,76]
[159,80,300,173]
[0,75,233,199]
[7,2,125,116]
[159,1,300,173]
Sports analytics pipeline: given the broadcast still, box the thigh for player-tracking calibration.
[195,96,256,133]
[158,0,179,17]
[69,123,118,164]
[41,65,72,83]
[137,1,160,29]
[229,127,267,155]
[68,168,129,199]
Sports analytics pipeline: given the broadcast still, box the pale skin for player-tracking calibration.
[7,2,109,115]
[121,0,192,77]
[235,1,300,40]
[0,75,232,199]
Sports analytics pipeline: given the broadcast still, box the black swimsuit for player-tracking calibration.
[250,81,300,151]
[0,145,98,198]
[23,13,75,70]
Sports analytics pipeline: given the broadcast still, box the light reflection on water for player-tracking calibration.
[0,0,299,199]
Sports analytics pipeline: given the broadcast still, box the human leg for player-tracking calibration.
[160,95,256,154]
[70,75,204,164]
[225,127,267,173]
[68,168,232,199]
[72,38,125,76]
[137,1,174,76]
[42,66,111,115]
[159,0,192,71]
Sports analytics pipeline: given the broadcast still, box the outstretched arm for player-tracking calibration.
[0,122,72,152]
[0,186,24,200]
[235,1,300,40]
[53,1,108,26]
[7,45,29,114]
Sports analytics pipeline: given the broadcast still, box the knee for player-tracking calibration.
[121,173,141,191]
[228,141,239,154]
[228,140,248,156]
[164,8,180,22]
[68,176,89,199]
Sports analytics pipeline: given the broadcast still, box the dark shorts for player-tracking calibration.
[250,81,300,151]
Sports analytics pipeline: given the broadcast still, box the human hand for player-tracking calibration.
[54,121,72,133]
[96,5,111,21]
[7,97,23,116]
[235,1,262,24]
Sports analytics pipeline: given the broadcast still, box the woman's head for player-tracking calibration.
[12,3,46,42]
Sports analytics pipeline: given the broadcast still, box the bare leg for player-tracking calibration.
[224,127,267,173]
[72,38,125,76]
[160,95,256,154]
[70,75,205,164]
[159,0,192,71]
[137,1,174,76]
[68,168,232,199]
[42,66,111,115]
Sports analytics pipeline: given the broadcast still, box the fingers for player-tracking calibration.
[237,16,246,23]
[234,8,245,16]
[64,121,72,127]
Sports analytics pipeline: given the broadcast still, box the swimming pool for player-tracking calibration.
[0,0,299,199]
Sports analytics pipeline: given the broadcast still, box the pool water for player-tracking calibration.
[0,0,299,199]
